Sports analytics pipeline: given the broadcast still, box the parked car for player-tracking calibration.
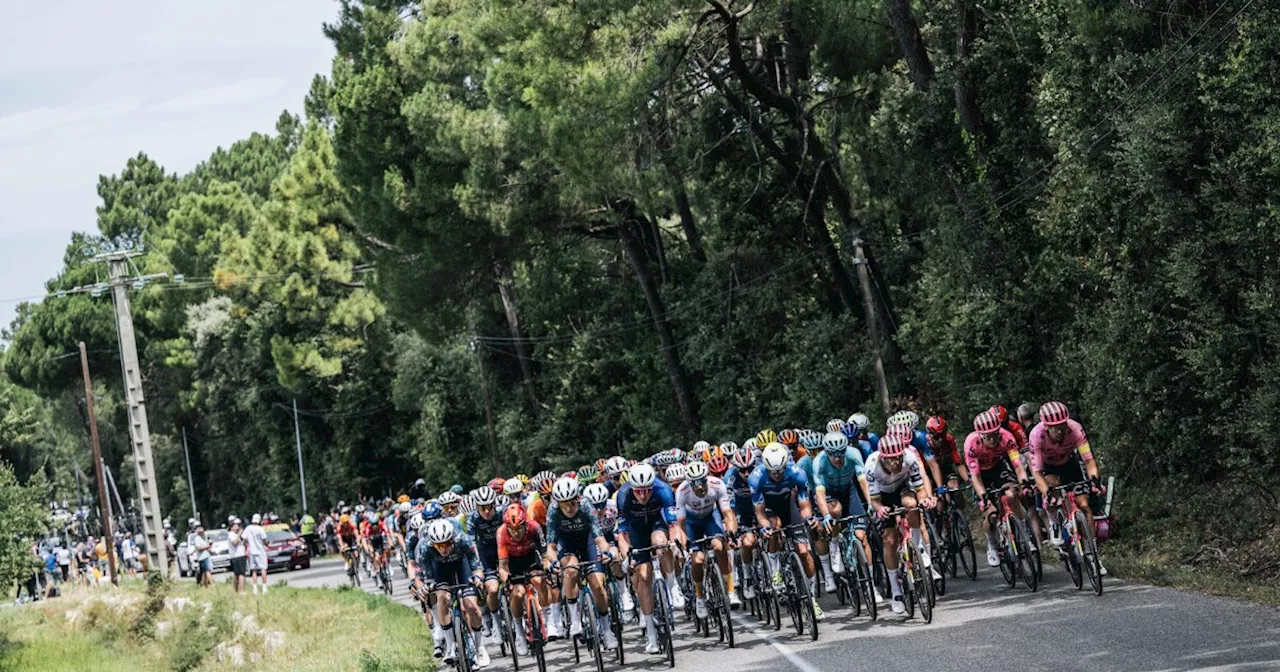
[177,528,232,576]
[265,529,311,572]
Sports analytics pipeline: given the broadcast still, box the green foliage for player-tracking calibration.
[0,460,47,589]
[128,572,170,641]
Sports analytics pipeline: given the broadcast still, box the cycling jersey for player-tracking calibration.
[528,497,548,527]
[336,521,358,542]
[926,433,963,467]
[963,428,1024,474]
[615,480,676,533]
[722,466,755,521]
[545,506,605,553]
[1005,421,1029,450]
[856,439,874,460]
[588,500,618,540]
[909,429,934,460]
[795,453,817,491]
[464,509,504,552]
[417,528,483,585]
[363,520,387,539]
[674,477,730,520]
[1028,420,1093,472]
[497,521,545,560]
[747,463,811,507]
[864,451,924,496]
[811,451,865,495]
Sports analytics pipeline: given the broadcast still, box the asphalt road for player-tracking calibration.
[257,555,1280,671]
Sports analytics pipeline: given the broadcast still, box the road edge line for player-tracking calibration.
[730,614,823,672]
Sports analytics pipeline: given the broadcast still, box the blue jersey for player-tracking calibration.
[748,463,811,508]
[856,439,874,460]
[811,451,864,494]
[911,430,934,460]
[859,431,881,453]
[616,480,676,533]
[465,509,504,553]
[546,506,604,550]
[796,454,817,491]
[723,467,755,515]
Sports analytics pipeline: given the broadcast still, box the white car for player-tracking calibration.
[177,529,232,576]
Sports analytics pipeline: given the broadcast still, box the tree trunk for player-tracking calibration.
[493,258,540,411]
[882,0,935,92]
[648,215,670,285]
[673,184,707,262]
[953,0,987,161]
[617,214,700,435]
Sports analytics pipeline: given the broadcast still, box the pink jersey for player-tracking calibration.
[963,428,1023,473]
[1028,420,1093,472]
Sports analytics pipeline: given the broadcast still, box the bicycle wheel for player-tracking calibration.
[606,579,626,665]
[453,606,474,672]
[952,508,977,580]
[1076,509,1103,596]
[1012,520,1038,592]
[709,563,734,647]
[782,553,803,636]
[525,599,548,672]
[581,596,605,672]
[924,515,945,599]
[506,600,519,670]
[852,539,877,621]
[996,522,1017,587]
[790,552,818,641]
[654,579,676,668]
[1057,510,1083,589]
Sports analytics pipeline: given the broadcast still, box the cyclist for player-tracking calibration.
[866,433,938,615]
[529,476,553,527]
[812,431,879,601]
[749,442,823,620]
[795,430,823,486]
[675,460,741,617]
[498,504,547,658]
[616,463,680,655]
[604,456,628,495]
[465,486,506,644]
[887,411,947,495]
[336,513,359,574]
[925,416,970,505]
[583,482,627,610]
[991,404,1029,450]
[847,413,879,458]
[545,478,618,651]
[1016,403,1039,432]
[965,409,1032,569]
[1030,401,1107,575]
[419,519,491,668]
[363,511,391,589]
[723,449,760,600]
[707,454,730,479]
[779,429,807,463]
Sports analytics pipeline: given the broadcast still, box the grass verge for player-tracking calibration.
[0,577,432,671]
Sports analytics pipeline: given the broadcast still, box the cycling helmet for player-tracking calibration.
[397,494,410,504]
[1039,401,1070,426]
[670,448,687,463]
[341,506,351,515]
[826,419,847,434]
[848,413,870,432]
[666,463,688,483]
[516,473,530,486]
[686,460,710,481]
[495,494,511,509]
[355,504,365,513]
[879,435,907,458]
[488,478,506,493]
[761,443,789,472]
[561,471,577,481]
[552,477,581,502]
[974,410,1002,434]
[504,505,528,528]
[594,458,609,474]
[720,441,739,457]
[732,449,755,470]
[693,440,711,455]
[536,470,555,483]
[605,456,628,476]
[701,444,725,462]
[366,512,380,524]
[630,463,657,488]
[990,405,1009,425]
[473,486,498,506]
[503,479,524,497]
[822,431,849,453]
[577,466,599,485]
[450,484,464,494]
[537,476,555,496]
[800,430,822,449]
[926,416,947,434]
[583,483,610,506]
[741,437,758,458]
[427,519,456,545]
[437,491,460,506]
[888,410,920,429]
[407,512,424,532]
[708,455,730,477]
[886,423,913,442]
[398,502,411,513]
[778,429,799,446]
[755,428,778,447]
[422,502,444,520]
[339,514,350,524]
[459,496,476,515]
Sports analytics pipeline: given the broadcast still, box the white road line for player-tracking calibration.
[731,615,823,672]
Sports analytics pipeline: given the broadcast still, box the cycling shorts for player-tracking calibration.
[825,489,867,530]
[1041,459,1086,491]
[368,535,386,552]
[478,547,500,581]
[622,516,669,564]
[683,515,725,551]
[979,460,1017,495]
[506,554,542,584]
[432,557,477,597]
[556,538,599,565]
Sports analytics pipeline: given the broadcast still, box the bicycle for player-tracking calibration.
[438,582,482,672]
[935,486,978,582]
[555,559,614,672]
[375,547,393,596]
[832,514,877,621]
[1050,483,1104,595]
[746,530,781,629]
[506,570,549,672]
[342,547,360,588]
[988,486,1038,592]
[691,534,735,648]
[629,543,677,668]
[879,507,934,623]
[766,522,819,641]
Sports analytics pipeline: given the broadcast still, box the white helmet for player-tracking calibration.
[427,519,456,545]
[397,502,411,513]
[887,410,920,429]
[583,483,610,505]
[629,463,657,488]
[408,512,425,533]
[741,437,759,455]
[692,440,711,454]
[496,494,511,509]
[502,479,524,497]
[666,463,687,483]
[459,495,476,515]
[848,413,871,431]
[762,443,789,472]
[826,419,846,433]
[685,460,710,480]
[552,477,581,502]
[355,504,365,513]
[822,431,849,452]
[473,486,497,506]
[605,456,628,476]
[437,491,460,506]
[720,441,739,457]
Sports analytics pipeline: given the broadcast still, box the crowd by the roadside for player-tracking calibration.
[13,529,149,604]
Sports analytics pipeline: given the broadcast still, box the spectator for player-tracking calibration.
[76,539,94,586]
[43,547,58,585]
[120,533,138,578]
[56,543,71,582]
[94,536,109,576]
[243,513,269,595]
[228,518,248,594]
[299,511,318,557]
[193,525,213,587]
[321,511,338,556]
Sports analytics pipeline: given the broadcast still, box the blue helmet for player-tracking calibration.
[422,502,444,520]
[449,484,465,495]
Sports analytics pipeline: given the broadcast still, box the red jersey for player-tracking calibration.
[362,520,387,538]
[337,521,357,540]
[1005,422,1029,450]
[497,521,544,560]
[927,433,963,466]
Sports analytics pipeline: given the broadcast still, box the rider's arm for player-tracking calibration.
[714,482,737,535]
[748,469,771,529]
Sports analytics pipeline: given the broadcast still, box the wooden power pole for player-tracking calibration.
[79,341,118,586]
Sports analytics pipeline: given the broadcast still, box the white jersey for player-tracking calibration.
[864,451,925,496]
[675,477,730,519]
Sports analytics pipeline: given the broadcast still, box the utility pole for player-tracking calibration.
[181,428,199,522]
[851,234,892,415]
[102,462,127,529]
[292,399,309,513]
[79,342,117,586]
[93,250,169,571]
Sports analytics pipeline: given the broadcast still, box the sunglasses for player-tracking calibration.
[633,487,653,496]
[691,478,708,487]
[432,541,454,551]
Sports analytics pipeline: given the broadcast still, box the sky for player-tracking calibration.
[0,0,341,330]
